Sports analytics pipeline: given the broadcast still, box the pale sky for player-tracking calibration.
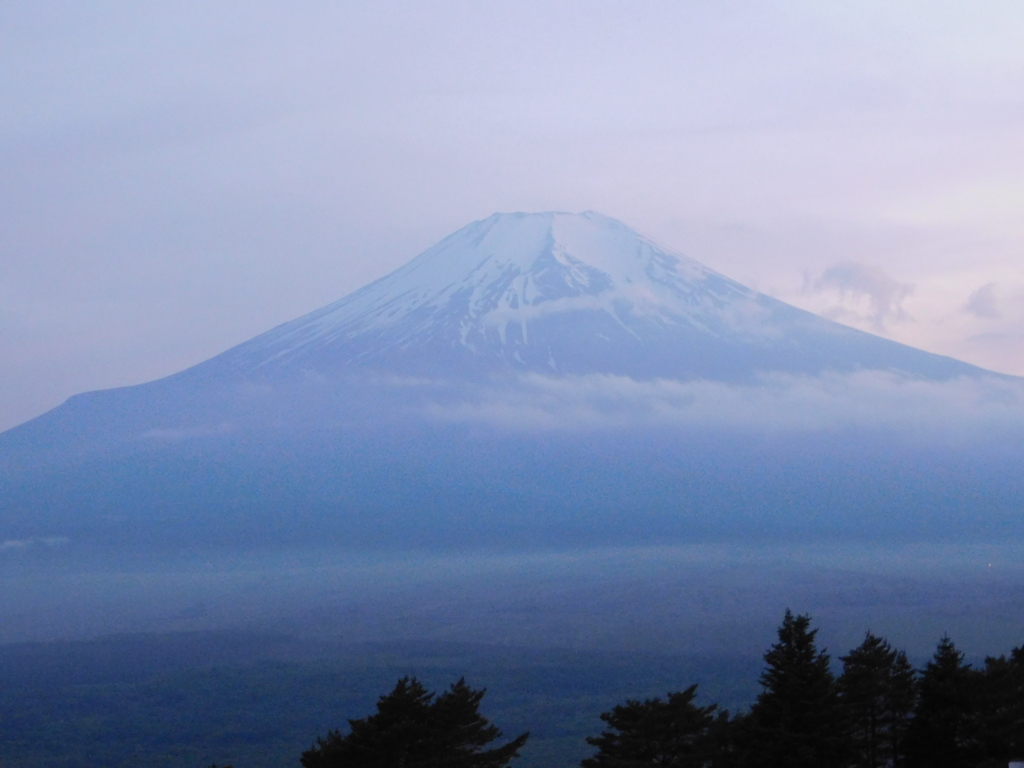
[3,1,1023,431]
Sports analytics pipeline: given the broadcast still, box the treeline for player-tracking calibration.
[582,610,1022,768]
[211,609,1022,767]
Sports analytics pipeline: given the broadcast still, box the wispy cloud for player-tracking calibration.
[142,422,233,441]
[421,371,1024,436]
[809,262,914,330]
[1,537,69,551]
[965,283,1000,319]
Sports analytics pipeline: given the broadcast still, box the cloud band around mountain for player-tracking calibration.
[420,370,1024,435]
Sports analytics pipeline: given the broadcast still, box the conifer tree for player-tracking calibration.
[301,676,528,768]
[840,632,895,768]
[581,684,721,768]
[885,649,916,768]
[904,636,976,768]
[839,632,916,768]
[974,644,1024,766]
[743,610,848,768]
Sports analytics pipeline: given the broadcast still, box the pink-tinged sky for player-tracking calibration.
[2,1,1023,431]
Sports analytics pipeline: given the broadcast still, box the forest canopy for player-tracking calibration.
[300,611,1023,768]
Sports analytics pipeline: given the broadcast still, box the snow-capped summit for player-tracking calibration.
[209,211,978,382]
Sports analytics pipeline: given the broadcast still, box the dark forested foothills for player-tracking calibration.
[4,613,1019,768]
[286,612,1024,767]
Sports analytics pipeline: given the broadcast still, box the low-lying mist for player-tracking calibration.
[4,370,1023,670]
[3,541,1022,660]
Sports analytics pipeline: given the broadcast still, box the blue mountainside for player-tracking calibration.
[1,212,1021,550]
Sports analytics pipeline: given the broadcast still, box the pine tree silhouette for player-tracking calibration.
[885,649,916,768]
[839,632,915,768]
[840,633,893,768]
[975,644,1024,765]
[743,610,848,768]
[905,636,975,768]
[581,684,722,768]
[301,677,528,768]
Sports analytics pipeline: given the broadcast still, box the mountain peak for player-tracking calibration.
[197,211,982,383]
[213,211,765,378]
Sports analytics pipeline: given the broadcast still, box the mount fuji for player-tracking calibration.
[1,212,1021,550]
